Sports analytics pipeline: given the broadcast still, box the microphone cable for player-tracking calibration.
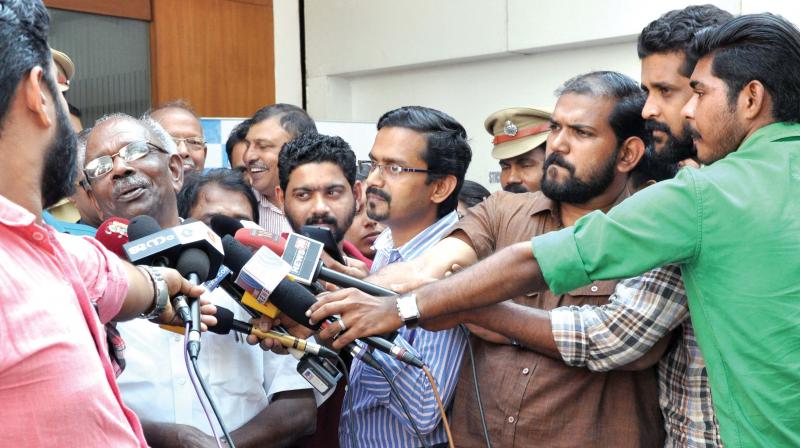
[460,324,492,448]
[422,364,454,448]
[183,322,235,448]
[376,362,429,448]
[335,355,357,448]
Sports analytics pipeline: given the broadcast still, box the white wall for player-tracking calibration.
[280,0,800,188]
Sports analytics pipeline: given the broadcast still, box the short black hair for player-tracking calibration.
[178,168,259,222]
[556,71,648,148]
[689,13,800,123]
[377,106,472,218]
[278,133,356,192]
[250,103,317,139]
[638,5,734,76]
[458,180,491,209]
[225,119,251,165]
[0,0,57,135]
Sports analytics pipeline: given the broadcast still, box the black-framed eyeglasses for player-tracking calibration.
[357,160,430,178]
[172,136,206,152]
[84,140,167,181]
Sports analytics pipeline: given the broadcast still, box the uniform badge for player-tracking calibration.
[503,120,518,136]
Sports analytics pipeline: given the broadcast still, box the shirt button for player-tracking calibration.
[507,416,515,424]
[32,232,44,241]
[174,336,182,342]
[590,285,598,292]
[522,368,530,375]
[178,378,186,385]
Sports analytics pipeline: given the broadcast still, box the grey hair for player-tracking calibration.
[140,116,178,155]
[76,127,92,169]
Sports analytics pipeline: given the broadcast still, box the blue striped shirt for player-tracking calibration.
[341,211,466,447]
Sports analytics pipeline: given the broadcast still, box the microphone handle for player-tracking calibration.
[317,265,396,296]
[187,272,202,359]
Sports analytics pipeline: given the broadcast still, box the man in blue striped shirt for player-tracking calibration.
[341,106,472,447]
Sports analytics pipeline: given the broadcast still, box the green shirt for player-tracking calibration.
[533,122,800,447]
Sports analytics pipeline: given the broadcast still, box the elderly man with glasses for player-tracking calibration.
[146,100,208,174]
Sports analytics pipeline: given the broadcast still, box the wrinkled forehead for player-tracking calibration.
[86,117,150,161]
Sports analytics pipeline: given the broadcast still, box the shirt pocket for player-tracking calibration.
[565,280,618,306]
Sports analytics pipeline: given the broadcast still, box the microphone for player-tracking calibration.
[95,217,130,258]
[222,236,422,368]
[124,215,225,275]
[301,225,347,265]
[235,229,395,297]
[209,306,337,359]
[176,248,211,359]
[221,236,382,369]
[209,214,265,238]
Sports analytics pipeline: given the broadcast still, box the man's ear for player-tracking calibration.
[616,136,645,174]
[22,66,52,128]
[275,185,285,210]
[429,174,458,205]
[740,80,769,121]
[167,154,184,192]
[353,180,364,212]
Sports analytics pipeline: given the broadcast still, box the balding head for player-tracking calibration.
[84,114,183,227]
[147,101,206,173]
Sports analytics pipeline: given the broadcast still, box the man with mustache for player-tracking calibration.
[276,132,370,274]
[147,100,208,174]
[0,1,206,445]
[83,114,317,447]
[243,104,317,237]
[335,105,472,447]
[484,107,550,193]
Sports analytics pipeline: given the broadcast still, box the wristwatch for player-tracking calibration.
[395,293,420,329]
[138,266,169,320]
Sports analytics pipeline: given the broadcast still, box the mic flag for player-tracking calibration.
[124,218,225,274]
[95,217,130,258]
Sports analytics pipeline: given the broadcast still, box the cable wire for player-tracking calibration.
[378,364,429,448]
[422,365,454,448]
[335,356,357,448]
[183,323,235,448]
[460,324,492,448]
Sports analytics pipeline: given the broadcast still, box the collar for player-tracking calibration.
[0,194,37,228]
[374,210,460,260]
[526,186,631,219]
[737,121,800,154]
[254,188,284,214]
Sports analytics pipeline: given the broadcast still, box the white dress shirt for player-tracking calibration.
[116,288,313,435]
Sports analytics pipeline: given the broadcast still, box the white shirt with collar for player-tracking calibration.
[116,287,314,435]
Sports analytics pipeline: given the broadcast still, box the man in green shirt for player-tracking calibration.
[307,13,800,448]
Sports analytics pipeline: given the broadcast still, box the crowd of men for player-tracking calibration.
[1,0,798,447]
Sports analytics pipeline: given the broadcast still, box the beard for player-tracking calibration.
[503,183,528,193]
[41,97,78,209]
[540,151,617,204]
[645,119,696,165]
[365,186,392,222]
[288,205,356,244]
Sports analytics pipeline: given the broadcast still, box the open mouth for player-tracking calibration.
[249,164,268,174]
[117,185,146,202]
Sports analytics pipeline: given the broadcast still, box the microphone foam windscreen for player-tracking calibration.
[208,306,235,335]
[95,217,130,258]
[268,279,322,330]
[127,215,162,240]
[210,214,244,238]
[176,247,211,281]
[222,235,255,275]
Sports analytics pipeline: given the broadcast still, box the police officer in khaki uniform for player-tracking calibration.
[484,107,550,193]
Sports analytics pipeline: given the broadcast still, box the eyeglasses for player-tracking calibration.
[172,137,206,152]
[358,160,430,178]
[84,140,167,181]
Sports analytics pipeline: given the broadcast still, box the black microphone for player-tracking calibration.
[209,306,338,359]
[125,216,191,323]
[221,235,383,369]
[176,248,211,359]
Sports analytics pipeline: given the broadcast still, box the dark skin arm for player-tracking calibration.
[229,389,317,448]
[309,241,544,349]
[140,390,316,448]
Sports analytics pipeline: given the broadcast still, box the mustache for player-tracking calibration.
[112,174,151,198]
[366,186,392,203]
[645,119,671,134]
[503,183,528,193]
[305,214,338,227]
[543,152,576,176]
